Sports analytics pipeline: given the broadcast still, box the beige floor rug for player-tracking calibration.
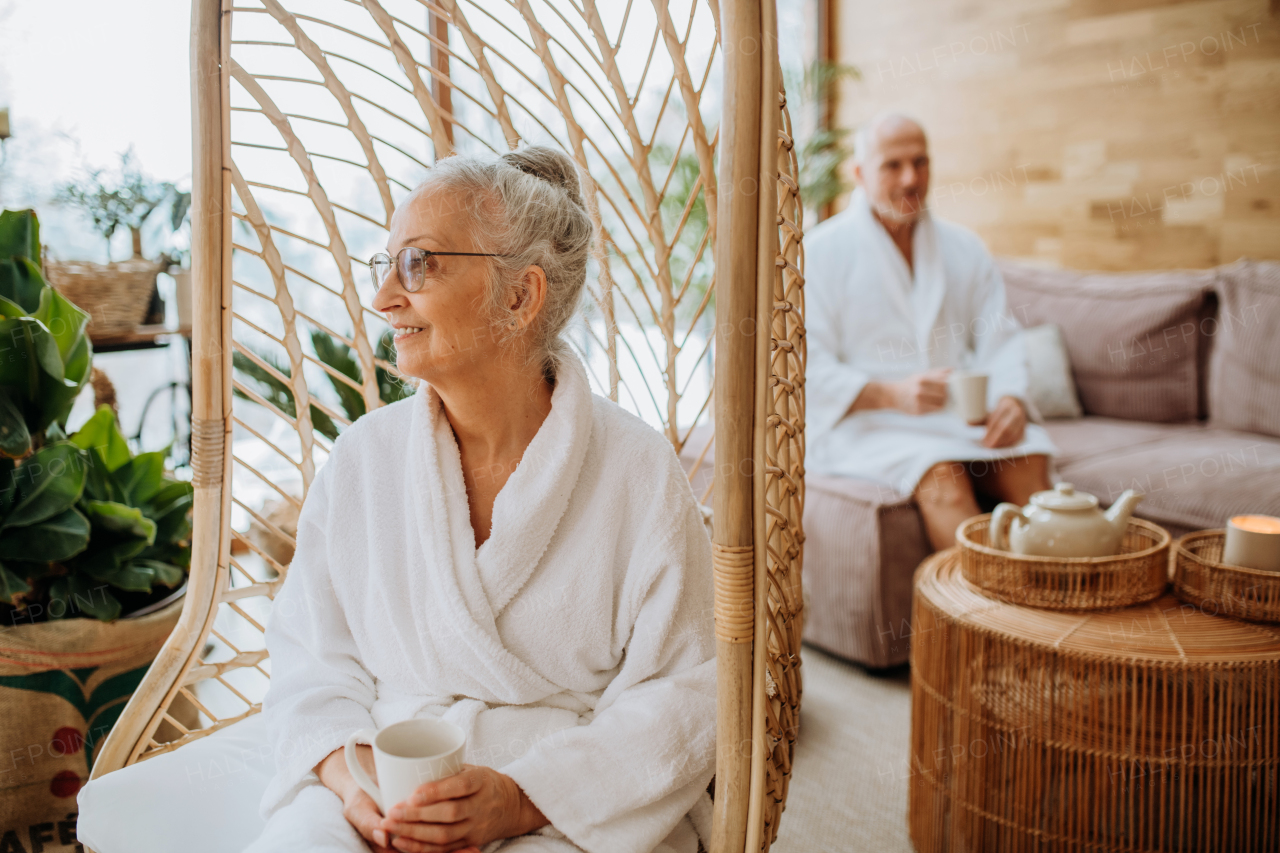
[771,646,915,852]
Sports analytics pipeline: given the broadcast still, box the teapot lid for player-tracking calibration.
[1030,482,1099,511]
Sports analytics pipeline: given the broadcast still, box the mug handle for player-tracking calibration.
[345,728,384,812]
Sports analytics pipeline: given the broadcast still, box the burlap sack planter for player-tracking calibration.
[0,589,185,852]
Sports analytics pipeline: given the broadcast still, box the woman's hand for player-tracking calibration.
[314,746,399,853]
[377,765,549,853]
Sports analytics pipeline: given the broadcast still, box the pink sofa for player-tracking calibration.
[684,259,1280,669]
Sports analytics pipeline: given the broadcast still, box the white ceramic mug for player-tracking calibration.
[950,371,989,425]
[1223,515,1280,573]
[345,718,466,813]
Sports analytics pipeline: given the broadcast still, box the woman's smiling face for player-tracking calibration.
[373,186,501,382]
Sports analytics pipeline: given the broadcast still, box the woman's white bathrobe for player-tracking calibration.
[805,188,1056,494]
[251,353,716,853]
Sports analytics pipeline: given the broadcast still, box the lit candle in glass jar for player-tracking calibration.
[1223,515,1280,572]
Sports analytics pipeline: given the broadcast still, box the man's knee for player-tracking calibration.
[915,462,974,508]
[985,454,1052,503]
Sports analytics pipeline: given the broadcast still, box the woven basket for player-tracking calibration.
[1174,529,1280,624]
[44,259,162,338]
[957,515,1170,610]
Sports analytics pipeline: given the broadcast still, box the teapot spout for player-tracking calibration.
[1104,489,1145,532]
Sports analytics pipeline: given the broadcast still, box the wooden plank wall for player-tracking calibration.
[831,0,1279,270]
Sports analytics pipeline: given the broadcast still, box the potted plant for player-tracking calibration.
[0,209,194,840]
[47,151,182,337]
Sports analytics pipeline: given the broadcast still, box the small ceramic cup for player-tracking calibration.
[950,371,989,425]
[1223,515,1280,573]
[345,717,466,814]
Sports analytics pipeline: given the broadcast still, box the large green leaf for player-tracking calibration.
[114,452,166,506]
[81,499,158,543]
[146,479,194,514]
[48,575,122,622]
[0,293,27,320]
[132,558,184,588]
[0,389,31,458]
[145,480,194,544]
[0,507,90,561]
[0,258,50,318]
[0,210,40,264]
[3,443,87,528]
[35,368,88,436]
[64,331,92,384]
[70,405,131,472]
[33,286,89,361]
[0,561,31,604]
[81,446,123,503]
[107,561,160,593]
[141,539,190,569]
[70,536,151,582]
[0,315,63,393]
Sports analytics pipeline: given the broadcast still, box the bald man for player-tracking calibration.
[806,114,1056,551]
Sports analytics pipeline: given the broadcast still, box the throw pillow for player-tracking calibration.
[1208,260,1280,437]
[1023,324,1083,419]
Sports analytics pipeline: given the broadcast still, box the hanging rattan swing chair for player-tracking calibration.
[90,1,806,850]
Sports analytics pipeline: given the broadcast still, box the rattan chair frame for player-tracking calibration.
[89,2,805,851]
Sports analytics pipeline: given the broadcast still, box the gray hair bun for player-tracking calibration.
[415,145,594,383]
[501,147,585,209]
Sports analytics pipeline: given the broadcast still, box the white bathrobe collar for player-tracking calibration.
[405,353,595,703]
[850,187,946,358]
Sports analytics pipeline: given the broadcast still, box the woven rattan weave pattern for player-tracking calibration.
[45,260,164,337]
[958,515,1171,611]
[1175,530,1280,625]
[910,548,1280,853]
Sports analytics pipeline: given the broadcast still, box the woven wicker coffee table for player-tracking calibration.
[909,548,1280,853]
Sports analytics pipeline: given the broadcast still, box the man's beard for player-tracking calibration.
[874,191,927,223]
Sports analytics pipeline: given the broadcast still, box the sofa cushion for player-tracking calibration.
[999,261,1216,423]
[1043,417,1192,470]
[1208,260,1280,438]
[1048,417,1280,536]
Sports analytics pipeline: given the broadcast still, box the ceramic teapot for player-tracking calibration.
[988,483,1144,558]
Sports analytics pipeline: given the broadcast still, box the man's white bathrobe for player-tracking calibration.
[805,189,1056,494]
[250,352,716,853]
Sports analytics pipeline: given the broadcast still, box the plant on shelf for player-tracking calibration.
[0,209,193,624]
[57,149,182,262]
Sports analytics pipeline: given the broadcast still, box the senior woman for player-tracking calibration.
[245,146,717,853]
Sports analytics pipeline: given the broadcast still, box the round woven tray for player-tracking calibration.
[910,548,1280,853]
[45,259,161,337]
[1173,529,1280,624]
[957,515,1170,610]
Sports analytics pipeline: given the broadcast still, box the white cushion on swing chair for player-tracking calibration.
[77,713,272,853]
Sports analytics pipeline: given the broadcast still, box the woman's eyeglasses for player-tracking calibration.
[368,247,506,294]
